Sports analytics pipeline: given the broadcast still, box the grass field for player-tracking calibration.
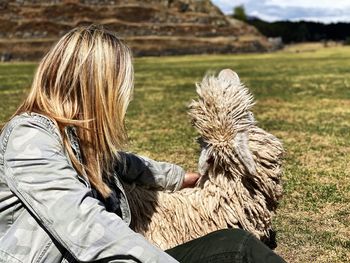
[1,45,349,262]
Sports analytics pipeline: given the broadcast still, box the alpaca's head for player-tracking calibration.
[189,69,283,194]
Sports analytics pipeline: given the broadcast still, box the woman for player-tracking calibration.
[0,25,286,262]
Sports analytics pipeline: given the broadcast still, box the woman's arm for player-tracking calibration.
[115,152,187,191]
[3,118,179,263]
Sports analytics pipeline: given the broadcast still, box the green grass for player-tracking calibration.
[1,46,350,262]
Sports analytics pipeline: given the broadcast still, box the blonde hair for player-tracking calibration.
[14,25,134,198]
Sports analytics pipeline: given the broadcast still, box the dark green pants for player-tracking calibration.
[165,229,286,263]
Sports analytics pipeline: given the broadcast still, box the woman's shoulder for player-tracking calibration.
[1,112,62,153]
[4,112,58,132]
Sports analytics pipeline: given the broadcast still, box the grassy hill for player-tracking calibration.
[1,45,349,262]
[0,0,274,60]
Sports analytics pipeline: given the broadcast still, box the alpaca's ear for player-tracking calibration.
[234,132,257,176]
[197,138,211,176]
[218,69,240,86]
[198,147,210,176]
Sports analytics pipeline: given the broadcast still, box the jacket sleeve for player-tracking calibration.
[116,152,185,192]
[3,119,179,263]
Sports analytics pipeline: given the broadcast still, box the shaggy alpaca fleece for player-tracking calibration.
[123,69,284,250]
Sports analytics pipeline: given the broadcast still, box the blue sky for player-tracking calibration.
[212,0,350,23]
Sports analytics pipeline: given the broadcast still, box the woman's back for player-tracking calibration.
[0,112,180,262]
[0,113,68,262]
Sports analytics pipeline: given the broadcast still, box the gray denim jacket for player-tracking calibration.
[0,112,185,263]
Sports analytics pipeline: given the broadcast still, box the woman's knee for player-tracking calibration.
[204,228,286,263]
[166,228,286,263]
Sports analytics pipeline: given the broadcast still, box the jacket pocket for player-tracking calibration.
[0,209,61,263]
[0,249,23,263]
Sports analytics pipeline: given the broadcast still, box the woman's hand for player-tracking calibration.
[181,172,200,189]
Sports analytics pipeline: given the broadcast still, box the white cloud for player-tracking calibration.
[212,0,350,23]
[266,0,350,9]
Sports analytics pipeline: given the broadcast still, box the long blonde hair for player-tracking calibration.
[14,25,134,198]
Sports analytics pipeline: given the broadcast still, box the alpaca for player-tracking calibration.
[123,69,284,250]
